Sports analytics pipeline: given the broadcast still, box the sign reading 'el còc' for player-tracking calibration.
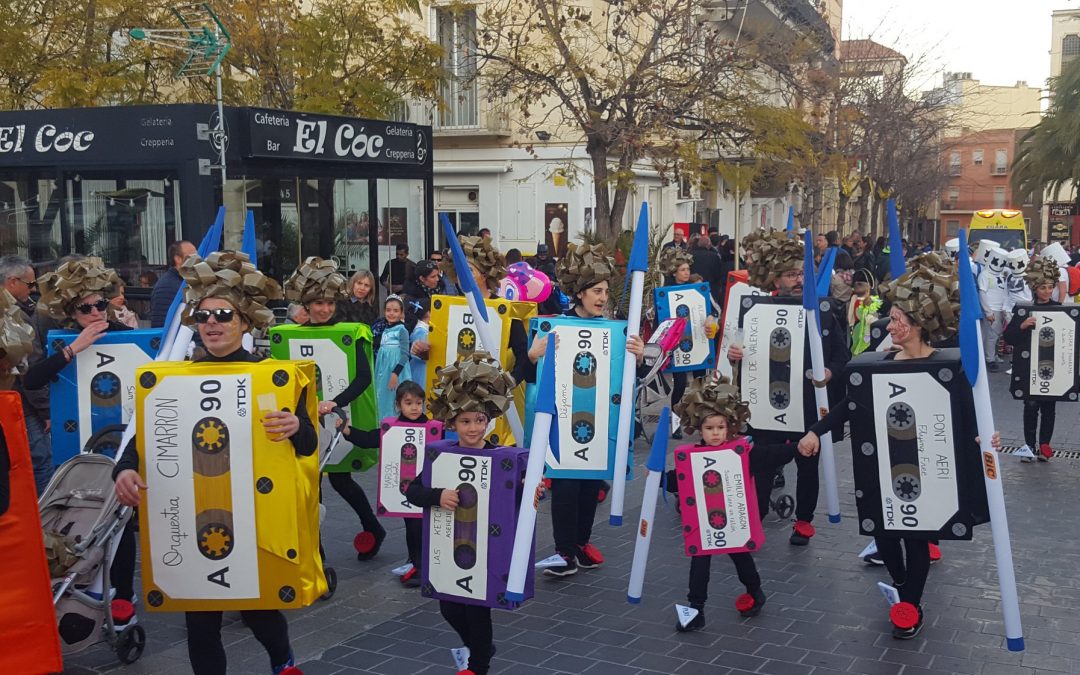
[246,108,430,166]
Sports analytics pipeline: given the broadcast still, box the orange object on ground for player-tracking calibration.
[0,391,63,674]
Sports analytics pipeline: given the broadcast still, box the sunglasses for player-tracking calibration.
[75,299,108,315]
[192,308,236,324]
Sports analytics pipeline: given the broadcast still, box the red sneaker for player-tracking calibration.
[401,565,421,588]
[890,601,924,639]
[789,521,815,546]
[579,542,605,566]
[1039,443,1053,461]
[457,671,476,675]
[928,542,942,564]
[277,667,304,675]
[735,588,766,617]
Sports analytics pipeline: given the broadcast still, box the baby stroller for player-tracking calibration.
[39,453,146,664]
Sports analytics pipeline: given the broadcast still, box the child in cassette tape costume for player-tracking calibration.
[283,257,387,560]
[726,232,850,547]
[1004,256,1061,462]
[404,352,520,675]
[669,376,795,631]
[114,251,317,675]
[23,257,143,628]
[798,257,1001,640]
[526,243,646,577]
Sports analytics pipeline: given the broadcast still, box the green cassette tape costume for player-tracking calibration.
[269,322,378,471]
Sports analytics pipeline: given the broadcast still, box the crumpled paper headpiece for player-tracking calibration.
[1025,256,1060,290]
[0,289,35,368]
[657,246,694,276]
[882,263,960,344]
[36,257,120,320]
[179,250,282,329]
[745,231,803,289]
[672,376,751,433]
[440,236,507,292]
[556,243,617,296]
[283,256,348,304]
[429,351,516,422]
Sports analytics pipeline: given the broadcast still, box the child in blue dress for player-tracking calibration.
[375,295,413,420]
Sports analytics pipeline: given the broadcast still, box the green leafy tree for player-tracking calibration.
[1013,57,1080,209]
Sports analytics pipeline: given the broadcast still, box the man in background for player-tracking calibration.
[150,239,196,327]
[380,243,416,295]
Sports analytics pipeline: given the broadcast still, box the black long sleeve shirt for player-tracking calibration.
[23,321,133,391]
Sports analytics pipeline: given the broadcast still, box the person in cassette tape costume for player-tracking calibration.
[113,251,316,675]
[669,377,795,631]
[527,243,646,577]
[405,352,520,675]
[22,257,143,628]
[282,257,387,560]
[1004,256,1062,462]
[726,232,850,546]
[798,261,1001,640]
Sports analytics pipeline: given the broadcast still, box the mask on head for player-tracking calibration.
[1042,242,1069,268]
[975,239,1000,267]
[987,248,1009,277]
[1005,249,1029,276]
[943,238,960,262]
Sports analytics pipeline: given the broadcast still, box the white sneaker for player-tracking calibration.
[1016,444,1035,463]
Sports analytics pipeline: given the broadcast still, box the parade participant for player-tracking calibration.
[0,289,35,390]
[283,257,385,561]
[375,295,413,420]
[978,247,1011,371]
[671,377,794,631]
[114,250,313,675]
[847,269,882,356]
[405,352,518,675]
[337,380,428,587]
[409,299,431,385]
[727,232,849,546]
[334,270,378,326]
[1004,256,1060,462]
[530,243,645,576]
[798,262,1002,639]
[109,280,141,328]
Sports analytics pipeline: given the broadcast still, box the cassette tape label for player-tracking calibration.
[655,283,714,371]
[143,374,259,599]
[379,422,434,517]
[426,450,491,601]
[547,324,612,473]
[1030,311,1075,398]
[689,449,753,552]
[871,372,957,533]
[740,300,805,433]
[76,341,155,449]
[288,338,349,400]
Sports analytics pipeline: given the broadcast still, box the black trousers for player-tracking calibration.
[687,553,761,607]
[439,600,493,675]
[875,537,930,606]
[550,478,602,558]
[405,517,422,568]
[110,517,137,602]
[1023,399,1057,447]
[185,609,291,675]
[327,472,384,536]
[793,450,820,523]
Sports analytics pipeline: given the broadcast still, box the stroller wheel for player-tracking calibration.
[321,566,338,601]
[774,494,795,520]
[115,624,146,664]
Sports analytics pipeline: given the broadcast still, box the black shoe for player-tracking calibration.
[672,428,683,440]
[863,552,885,566]
[772,472,786,489]
[986,362,999,373]
[542,553,579,578]
[675,608,705,632]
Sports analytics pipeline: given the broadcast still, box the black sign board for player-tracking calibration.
[245,108,431,167]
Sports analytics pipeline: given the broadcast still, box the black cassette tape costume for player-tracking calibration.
[670,377,794,631]
[113,251,316,675]
[283,257,386,560]
[405,352,517,675]
[731,233,850,546]
[800,258,997,640]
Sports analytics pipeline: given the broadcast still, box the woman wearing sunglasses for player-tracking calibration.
[113,250,313,675]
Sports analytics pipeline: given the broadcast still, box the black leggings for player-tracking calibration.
[1023,400,1057,447]
[550,478,602,558]
[793,451,820,523]
[185,610,291,675]
[327,472,384,536]
[111,517,137,603]
[405,517,422,568]
[687,553,760,607]
[439,601,493,675]
[875,537,930,606]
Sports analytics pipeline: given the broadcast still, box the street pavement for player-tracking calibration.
[64,366,1080,675]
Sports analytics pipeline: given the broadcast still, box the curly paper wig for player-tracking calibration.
[556,243,617,297]
[672,375,751,434]
[283,257,348,304]
[179,251,283,329]
[440,236,507,292]
[745,232,803,290]
[428,351,517,423]
[36,257,120,321]
[881,265,960,344]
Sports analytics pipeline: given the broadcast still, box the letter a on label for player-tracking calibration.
[207,567,231,588]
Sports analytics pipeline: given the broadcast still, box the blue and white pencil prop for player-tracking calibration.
[505,338,559,602]
[440,214,525,443]
[886,199,905,280]
[957,229,1025,652]
[785,205,795,238]
[610,203,650,526]
[627,407,670,603]
[240,210,259,353]
[802,230,841,523]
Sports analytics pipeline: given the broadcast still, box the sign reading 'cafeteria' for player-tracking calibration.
[246,108,430,166]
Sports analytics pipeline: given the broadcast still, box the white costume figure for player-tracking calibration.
[978,247,1010,368]
[1004,249,1032,306]
[1041,242,1073,305]
[943,238,960,263]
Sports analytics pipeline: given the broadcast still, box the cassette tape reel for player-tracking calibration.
[768,327,792,410]
[1038,326,1055,381]
[701,469,729,531]
[453,483,479,569]
[885,402,921,503]
[456,327,477,356]
[399,442,419,494]
[571,351,597,445]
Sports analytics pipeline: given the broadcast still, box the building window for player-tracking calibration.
[994,149,1008,174]
[946,219,960,237]
[435,8,478,128]
[1065,34,1080,62]
[994,186,1006,208]
[949,151,961,176]
[972,149,983,166]
[948,186,960,202]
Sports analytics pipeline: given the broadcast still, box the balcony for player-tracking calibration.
[992,166,1008,176]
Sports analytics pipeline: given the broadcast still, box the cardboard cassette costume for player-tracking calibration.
[269,322,378,471]
[427,295,536,445]
[673,440,764,556]
[421,441,532,608]
[0,393,63,673]
[135,360,326,612]
[48,328,162,464]
[525,315,631,480]
[377,417,444,518]
[1009,305,1080,401]
[845,350,989,540]
[654,282,717,372]
[737,296,807,437]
